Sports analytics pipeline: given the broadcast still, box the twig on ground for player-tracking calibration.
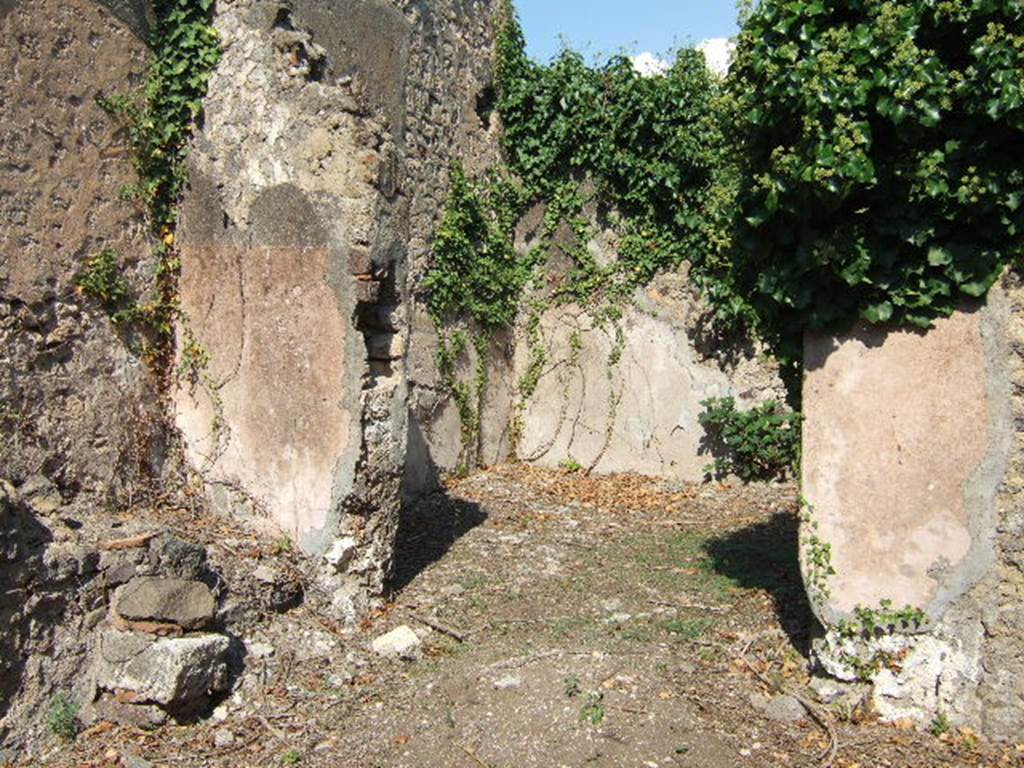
[409,611,467,643]
[739,642,838,768]
[459,742,496,768]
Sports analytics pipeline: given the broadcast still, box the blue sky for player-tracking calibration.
[516,1,740,63]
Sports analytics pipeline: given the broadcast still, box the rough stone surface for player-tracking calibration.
[749,693,805,723]
[82,694,168,729]
[0,0,162,505]
[371,625,421,659]
[174,0,500,623]
[0,485,100,747]
[114,577,216,630]
[93,629,230,709]
[804,272,1024,740]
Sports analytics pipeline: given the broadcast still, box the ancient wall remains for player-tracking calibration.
[174,0,501,619]
[801,271,1024,740]
[406,194,788,484]
[0,0,160,506]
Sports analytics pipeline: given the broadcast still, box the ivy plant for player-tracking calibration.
[726,0,1024,355]
[494,0,743,311]
[96,0,221,374]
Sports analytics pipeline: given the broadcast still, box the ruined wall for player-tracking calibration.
[801,271,1024,740]
[512,269,786,478]
[0,0,162,506]
[174,0,500,619]
[406,192,787,484]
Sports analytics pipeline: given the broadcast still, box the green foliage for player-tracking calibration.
[578,691,606,726]
[799,499,836,606]
[563,674,581,698]
[931,713,952,737]
[494,4,742,309]
[836,600,927,640]
[99,0,221,236]
[727,0,1024,353]
[833,599,927,680]
[47,696,80,741]
[96,0,220,372]
[76,250,131,319]
[558,456,583,473]
[698,397,802,481]
[424,164,534,331]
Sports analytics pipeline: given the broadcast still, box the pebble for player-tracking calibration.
[213,729,235,748]
[252,565,277,584]
[246,641,275,659]
[492,674,522,690]
[371,625,422,659]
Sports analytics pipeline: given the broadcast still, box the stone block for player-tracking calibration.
[94,629,230,709]
[114,577,216,630]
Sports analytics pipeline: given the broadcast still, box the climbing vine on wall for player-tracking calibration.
[726,0,1024,355]
[91,0,221,376]
[494,0,744,312]
[429,0,1023,473]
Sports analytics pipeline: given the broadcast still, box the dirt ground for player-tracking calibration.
[28,465,1024,768]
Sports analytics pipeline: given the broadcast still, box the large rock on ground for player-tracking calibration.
[94,629,229,709]
[114,577,216,630]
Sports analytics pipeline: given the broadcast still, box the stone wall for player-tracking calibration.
[406,191,788,484]
[801,270,1024,741]
[174,0,501,620]
[512,270,787,478]
[0,0,161,507]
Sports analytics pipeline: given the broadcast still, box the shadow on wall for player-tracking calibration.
[0,499,55,724]
[703,512,814,653]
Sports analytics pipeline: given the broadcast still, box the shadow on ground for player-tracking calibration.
[703,512,814,653]
[390,491,487,593]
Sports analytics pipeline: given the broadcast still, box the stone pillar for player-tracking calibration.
[800,275,1024,739]
[173,0,501,621]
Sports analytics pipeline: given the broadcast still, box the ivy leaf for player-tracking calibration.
[926,246,951,266]
[862,301,893,323]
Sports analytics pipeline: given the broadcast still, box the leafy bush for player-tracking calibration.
[727,0,1024,353]
[494,1,742,307]
[698,397,802,482]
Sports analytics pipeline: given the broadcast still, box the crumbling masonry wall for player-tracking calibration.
[801,270,1024,740]
[0,0,161,507]
[173,0,501,620]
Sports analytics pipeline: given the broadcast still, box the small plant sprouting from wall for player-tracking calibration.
[47,695,80,741]
[833,600,928,681]
[698,397,801,482]
[94,0,221,377]
[75,250,131,320]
